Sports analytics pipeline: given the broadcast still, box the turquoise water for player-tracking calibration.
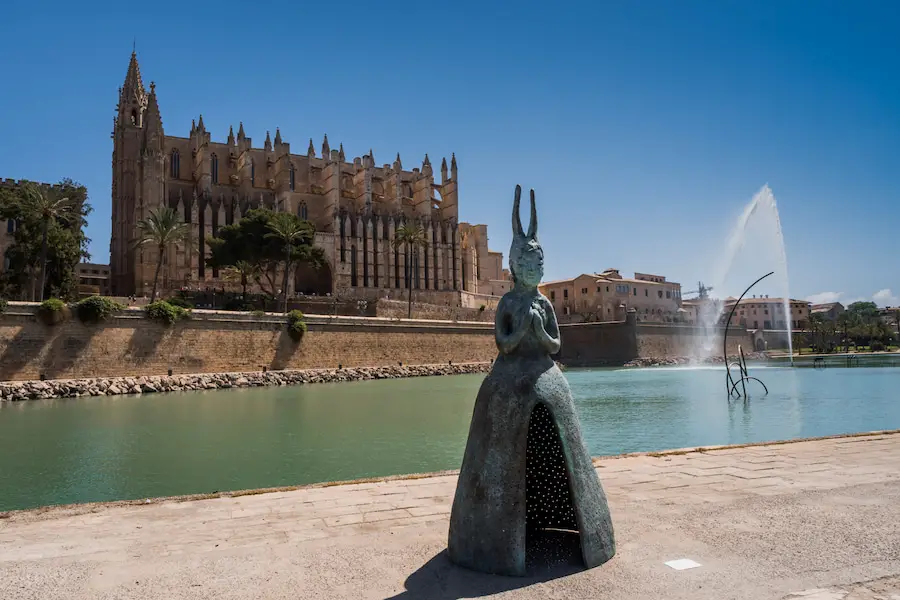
[1,364,898,511]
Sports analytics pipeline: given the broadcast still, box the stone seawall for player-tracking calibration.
[0,303,496,382]
[0,362,492,402]
[557,319,754,367]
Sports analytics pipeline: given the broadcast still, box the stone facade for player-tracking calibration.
[723,296,810,331]
[75,262,111,297]
[109,52,509,303]
[539,268,683,324]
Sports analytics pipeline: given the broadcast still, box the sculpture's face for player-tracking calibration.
[512,239,544,288]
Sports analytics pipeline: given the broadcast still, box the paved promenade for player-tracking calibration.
[2,432,899,599]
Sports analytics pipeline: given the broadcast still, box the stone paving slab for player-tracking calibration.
[1,432,900,599]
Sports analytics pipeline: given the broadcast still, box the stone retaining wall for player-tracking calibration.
[0,303,495,382]
[0,363,492,401]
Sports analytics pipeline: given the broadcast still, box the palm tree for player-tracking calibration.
[391,224,427,319]
[222,260,261,301]
[265,213,315,312]
[133,206,191,303]
[18,184,80,301]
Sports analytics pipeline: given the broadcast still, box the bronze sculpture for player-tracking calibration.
[448,185,615,576]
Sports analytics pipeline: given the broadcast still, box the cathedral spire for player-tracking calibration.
[274,128,282,145]
[264,130,272,151]
[143,81,163,135]
[441,156,448,182]
[228,125,235,145]
[308,138,316,157]
[451,152,458,179]
[322,134,330,157]
[339,143,345,162]
[237,122,246,140]
[121,51,145,102]
[197,114,205,132]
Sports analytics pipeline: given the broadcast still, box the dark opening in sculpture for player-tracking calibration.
[448,186,615,577]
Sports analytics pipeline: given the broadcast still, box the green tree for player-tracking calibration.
[265,212,324,312]
[207,209,323,309]
[391,224,427,319]
[0,180,91,301]
[133,206,191,303]
[222,260,261,300]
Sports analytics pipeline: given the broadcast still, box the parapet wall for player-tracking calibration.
[0,304,496,382]
[0,303,757,381]
[557,319,753,367]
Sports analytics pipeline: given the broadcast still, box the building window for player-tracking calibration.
[564,306,570,315]
[633,288,637,296]
[754,320,759,329]
[764,320,772,329]
[6,219,13,233]
[170,149,180,178]
[250,160,255,186]
[211,154,218,184]
[563,289,568,299]
[658,290,663,298]
[581,287,588,294]
[644,289,648,297]
[615,284,628,294]
[290,164,296,191]
[550,290,555,300]
[666,291,671,299]
[764,309,769,315]
[298,203,308,220]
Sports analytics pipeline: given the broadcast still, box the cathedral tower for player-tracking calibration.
[110,51,166,296]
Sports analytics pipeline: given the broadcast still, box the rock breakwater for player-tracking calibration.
[623,354,768,368]
[0,363,492,402]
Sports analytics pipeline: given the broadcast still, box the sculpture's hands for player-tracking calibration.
[531,300,561,355]
[495,302,530,355]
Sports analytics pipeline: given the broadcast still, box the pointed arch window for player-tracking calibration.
[170,149,180,179]
[211,153,218,184]
[298,202,308,220]
[289,163,296,191]
[250,160,255,186]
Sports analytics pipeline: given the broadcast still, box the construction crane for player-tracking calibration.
[683,282,714,300]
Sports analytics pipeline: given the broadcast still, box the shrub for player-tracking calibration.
[145,300,190,325]
[74,296,126,324]
[287,309,307,342]
[871,340,886,352]
[251,309,266,317]
[164,296,194,309]
[479,304,486,312]
[37,298,69,325]
[0,298,7,315]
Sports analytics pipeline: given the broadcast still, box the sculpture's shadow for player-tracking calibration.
[384,543,584,600]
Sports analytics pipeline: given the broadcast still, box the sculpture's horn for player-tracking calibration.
[527,189,537,239]
[512,185,524,237]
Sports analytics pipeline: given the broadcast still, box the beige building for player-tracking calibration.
[539,268,683,323]
[810,302,845,321]
[723,295,810,330]
[76,262,111,297]
[110,52,504,304]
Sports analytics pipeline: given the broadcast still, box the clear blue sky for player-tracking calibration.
[2,1,898,306]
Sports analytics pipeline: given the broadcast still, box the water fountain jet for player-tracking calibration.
[693,185,794,366]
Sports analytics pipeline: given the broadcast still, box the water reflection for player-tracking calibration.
[1,365,899,511]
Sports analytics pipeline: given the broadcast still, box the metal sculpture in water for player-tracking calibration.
[448,186,615,577]
[724,271,773,398]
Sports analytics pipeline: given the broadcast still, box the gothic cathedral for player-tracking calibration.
[110,52,508,302]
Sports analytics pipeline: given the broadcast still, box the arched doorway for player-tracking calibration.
[755,337,766,352]
[294,260,332,296]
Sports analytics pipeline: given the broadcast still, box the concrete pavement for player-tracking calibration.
[2,431,900,599]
